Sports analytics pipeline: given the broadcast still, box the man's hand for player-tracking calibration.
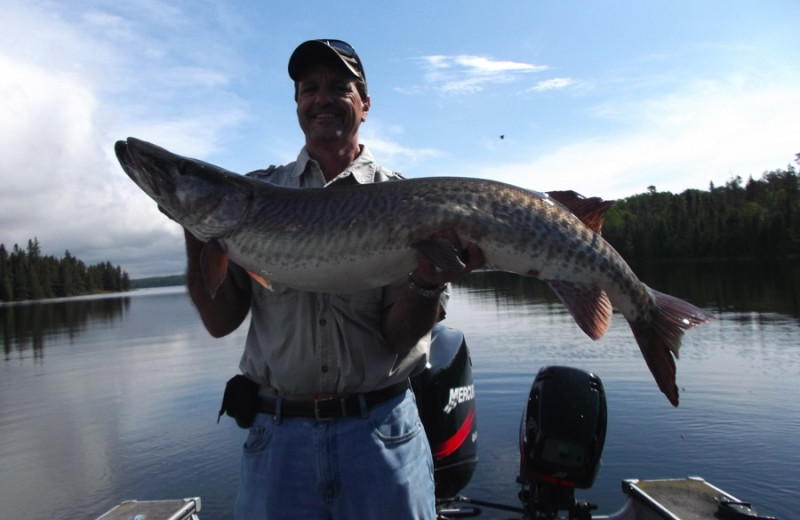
[411,230,485,287]
[383,230,484,353]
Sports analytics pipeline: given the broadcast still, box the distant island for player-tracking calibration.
[0,238,131,303]
[130,274,185,289]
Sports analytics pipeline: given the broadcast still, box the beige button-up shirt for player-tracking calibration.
[235,146,433,399]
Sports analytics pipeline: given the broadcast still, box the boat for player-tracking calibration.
[94,325,778,520]
[422,329,777,520]
[438,476,777,519]
[94,497,201,520]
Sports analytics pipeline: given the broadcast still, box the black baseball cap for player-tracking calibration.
[288,39,367,90]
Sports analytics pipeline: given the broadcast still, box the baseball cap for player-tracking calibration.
[288,39,367,89]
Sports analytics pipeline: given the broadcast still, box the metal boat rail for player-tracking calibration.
[94,497,201,520]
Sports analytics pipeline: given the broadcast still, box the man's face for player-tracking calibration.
[295,64,370,145]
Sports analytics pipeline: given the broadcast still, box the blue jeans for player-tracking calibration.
[234,389,436,519]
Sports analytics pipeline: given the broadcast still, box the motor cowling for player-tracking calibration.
[519,366,606,490]
[411,324,478,500]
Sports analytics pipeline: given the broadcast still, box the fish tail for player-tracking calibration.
[630,287,714,407]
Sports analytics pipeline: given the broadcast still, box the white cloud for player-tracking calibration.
[0,54,179,273]
[528,77,576,92]
[446,55,547,74]
[418,54,548,94]
[0,2,248,277]
[360,121,444,168]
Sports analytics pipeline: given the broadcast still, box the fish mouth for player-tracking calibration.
[116,138,177,198]
[114,140,134,172]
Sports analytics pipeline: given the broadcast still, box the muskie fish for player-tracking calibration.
[116,137,713,406]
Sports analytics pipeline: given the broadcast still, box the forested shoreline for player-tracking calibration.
[602,163,799,260]
[0,239,130,302]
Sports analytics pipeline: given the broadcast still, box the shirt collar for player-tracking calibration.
[290,145,379,187]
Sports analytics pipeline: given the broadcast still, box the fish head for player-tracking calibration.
[116,138,253,241]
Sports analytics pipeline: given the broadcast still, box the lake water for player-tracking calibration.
[1,262,798,519]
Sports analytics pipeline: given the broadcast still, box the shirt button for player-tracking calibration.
[319,318,327,326]
[321,365,329,373]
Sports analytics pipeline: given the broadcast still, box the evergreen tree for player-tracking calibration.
[603,162,799,261]
[0,240,132,302]
[0,244,11,301]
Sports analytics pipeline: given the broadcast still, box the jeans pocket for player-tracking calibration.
[242,416,274,455]
[372,393,424,445]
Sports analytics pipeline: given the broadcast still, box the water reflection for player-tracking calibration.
[3,257,796,363]
[633,258,800,317]
[457,258,800,318]
[1,266,798,520]
[443,284,798,519]
[1,295,131,361]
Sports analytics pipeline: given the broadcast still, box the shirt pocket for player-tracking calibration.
[331,287,385,320]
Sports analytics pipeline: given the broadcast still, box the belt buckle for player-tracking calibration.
[313,395,347,421]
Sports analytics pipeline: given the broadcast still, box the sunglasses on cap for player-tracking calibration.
[289,39,368,96]
[321,39,356,57]
[317,39,365,79]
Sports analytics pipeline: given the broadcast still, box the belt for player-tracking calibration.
[257,380,410,421]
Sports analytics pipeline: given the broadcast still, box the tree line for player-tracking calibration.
[602,162,799,261]
[0,238,130,302]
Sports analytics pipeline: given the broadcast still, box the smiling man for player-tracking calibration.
[292,42,370,157]
[179,40,484,519]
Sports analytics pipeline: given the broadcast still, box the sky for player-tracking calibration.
[1,0,799,278]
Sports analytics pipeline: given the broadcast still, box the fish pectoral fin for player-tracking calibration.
[247,271,273,291]
[200,239,229,299]
[546,190,616,233]
[547,280,612,340]
[411,237,466,272]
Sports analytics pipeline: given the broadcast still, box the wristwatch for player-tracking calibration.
[407,273,446,298]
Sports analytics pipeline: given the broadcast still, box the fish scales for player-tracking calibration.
[234,176,531,291]
[116,137,713,406]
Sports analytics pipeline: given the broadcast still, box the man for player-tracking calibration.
[183,40,484,519]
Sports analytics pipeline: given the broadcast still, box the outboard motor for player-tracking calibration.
[518,366,607,520]
[411,324,478,500]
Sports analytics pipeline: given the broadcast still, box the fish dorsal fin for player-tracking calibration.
[546,190,616,233]
[547,280,613,340]
[201,239,229,299]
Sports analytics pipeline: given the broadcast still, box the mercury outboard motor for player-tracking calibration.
[411,324,478,500]
[518,366,607,520]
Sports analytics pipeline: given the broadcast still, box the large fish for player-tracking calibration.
[116,137,713,406]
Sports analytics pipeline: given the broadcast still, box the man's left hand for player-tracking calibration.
[411,230,485,286]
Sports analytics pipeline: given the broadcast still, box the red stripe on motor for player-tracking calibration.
[432,408,476,458]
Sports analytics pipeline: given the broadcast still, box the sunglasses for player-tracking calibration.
[318,39,365,77]
[321,39,356,57]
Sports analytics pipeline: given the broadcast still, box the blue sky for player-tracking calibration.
[1,0,799,277]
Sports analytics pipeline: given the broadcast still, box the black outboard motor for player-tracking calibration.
[518,366,607,520]
[411,324,478,500]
